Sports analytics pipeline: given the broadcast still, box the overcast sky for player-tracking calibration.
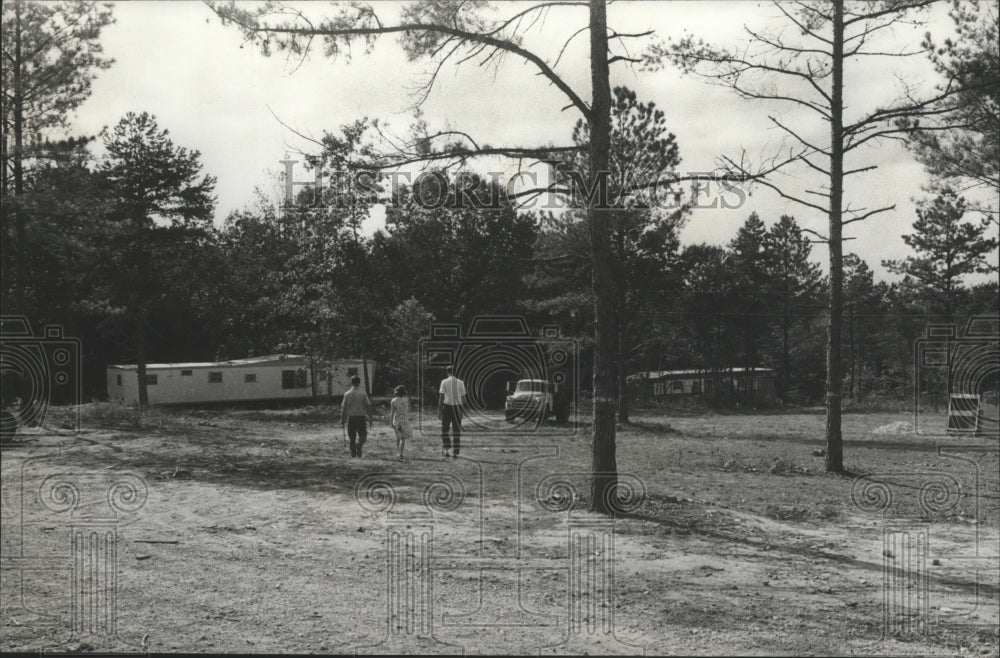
[72,1,997,281]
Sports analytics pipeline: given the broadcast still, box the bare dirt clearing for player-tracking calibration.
[2,406,997,655]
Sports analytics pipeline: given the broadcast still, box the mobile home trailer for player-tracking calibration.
[106,354,375,405]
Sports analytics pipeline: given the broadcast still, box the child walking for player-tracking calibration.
[389,385,413,459]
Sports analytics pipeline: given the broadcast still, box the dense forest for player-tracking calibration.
[2,0,997,410]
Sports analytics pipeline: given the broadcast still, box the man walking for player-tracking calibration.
[341,376,372,458]
[438,365,466,458]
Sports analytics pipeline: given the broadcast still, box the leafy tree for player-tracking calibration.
[376,298,436,397]
[527,211,595,336]
[214,202,293,359]
[1,0,114,313]
[99,112,217,406]
[376,172,538,324]
[883,188,998,322]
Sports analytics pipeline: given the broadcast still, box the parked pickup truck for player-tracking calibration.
[504,378,571,424]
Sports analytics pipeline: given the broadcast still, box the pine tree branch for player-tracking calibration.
[209,2,592,119]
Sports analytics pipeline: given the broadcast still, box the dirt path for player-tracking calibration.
[1,408,997,655]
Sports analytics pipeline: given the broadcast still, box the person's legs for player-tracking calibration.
[347,419,358,457]
[441,407,452,456]
[394,426,404,458]
[356,418,367,458]
[451,406,462,457]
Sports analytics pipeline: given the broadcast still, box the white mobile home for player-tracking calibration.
[106,354,375,405]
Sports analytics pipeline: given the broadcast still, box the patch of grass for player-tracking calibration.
[816,505,841,521]
[74,402,192,430]
[77,401,143,427]
[762,504,811,522]
[718,456,816,476]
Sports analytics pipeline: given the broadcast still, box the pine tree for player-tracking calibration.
[99,112,216,406]
[883,188,997,323]
[764,216,824,402]
[1,0,114,313]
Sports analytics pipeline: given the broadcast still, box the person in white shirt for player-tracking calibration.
[340,376,372,458]
[438,365,466,458]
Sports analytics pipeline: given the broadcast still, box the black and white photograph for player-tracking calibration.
[1,0,998,655]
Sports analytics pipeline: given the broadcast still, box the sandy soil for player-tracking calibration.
[1,405,997,655]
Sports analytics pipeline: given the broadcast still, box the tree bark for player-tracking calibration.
[848,302,855,400]
[135,212,149,407]
[588,0,618,515]
[781,288,790,403]
[825,0,845,473]
[310,356,318,399]
[11,0,26,314]
[136,308,149,407]
[617,319,630,424]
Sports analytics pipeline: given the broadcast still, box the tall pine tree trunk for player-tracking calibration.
[848,302,855,400]
[310,356,318,399]
[362,352,371,397]
[136,308,149,407]
[781,291,790,403]
[135,213,149,407]
[825,0,845,473]
[617,318,630,424]
[588,0,618,515]
[11,0,26,315]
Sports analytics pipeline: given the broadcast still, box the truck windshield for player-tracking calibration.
[516,381,547,393]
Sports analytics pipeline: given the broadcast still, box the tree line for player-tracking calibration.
[3,112,995,406]
[3,0,997,513]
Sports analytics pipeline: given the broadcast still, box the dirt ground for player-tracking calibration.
[1,404,998,656]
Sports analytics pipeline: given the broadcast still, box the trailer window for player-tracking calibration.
[144,374,158,386]
[672,380,684,392]
[181,369,193,376]
[244,373,257,383]
[282,369,307,389]
[116,374,122,386]
[347,367,358,376]
[208,372,223,384]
